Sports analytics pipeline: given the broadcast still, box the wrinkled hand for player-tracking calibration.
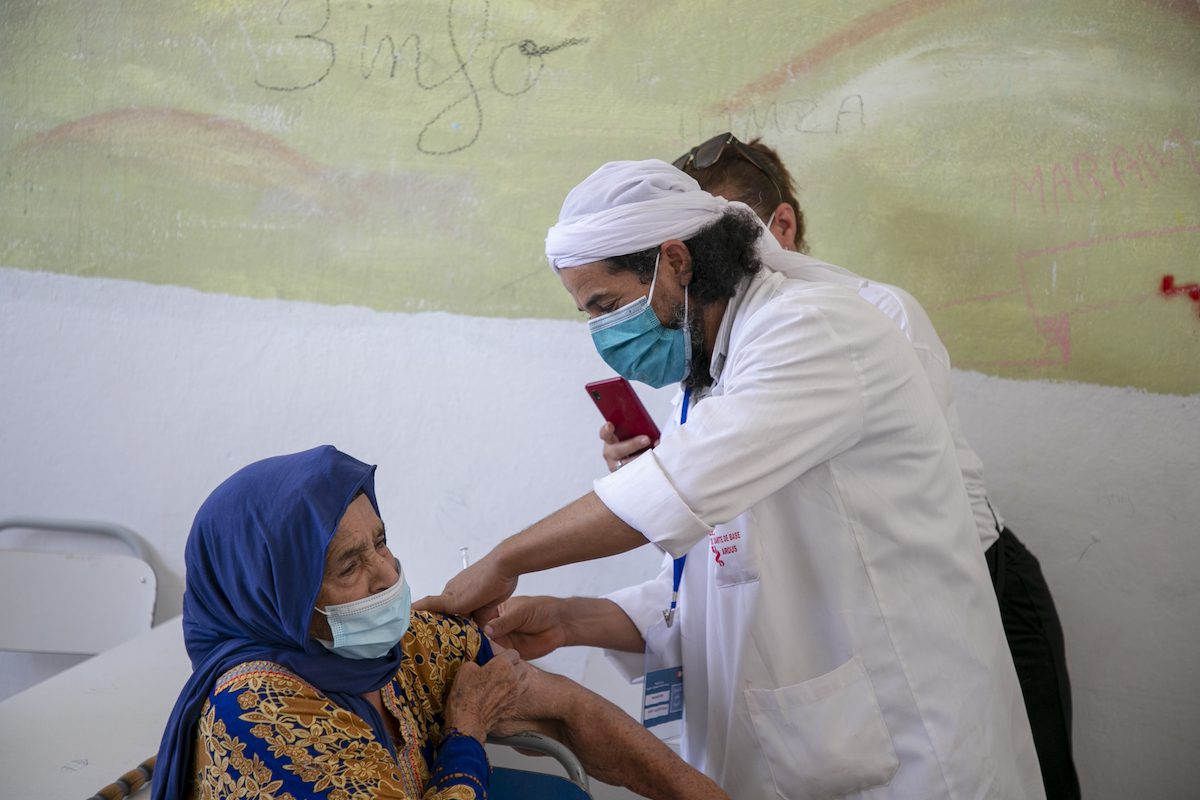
[487,663,568,741]
[486,596,569,660]
[600,422,655,473]
[443,648,531,743]
[413,553,518,629]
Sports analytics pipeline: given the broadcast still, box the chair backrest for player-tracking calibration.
[0,517,157,656]
[488,731,592,799]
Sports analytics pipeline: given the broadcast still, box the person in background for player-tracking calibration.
[152,445,728,800]
[420,160,1045,799]
[648,132,1076,800]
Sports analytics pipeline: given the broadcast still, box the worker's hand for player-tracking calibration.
[414,553,518,629]
[486,596,570,660]
[600,421,656,473]
[443,648,531,743]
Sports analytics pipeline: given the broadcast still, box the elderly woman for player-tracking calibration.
[153,445,726,800]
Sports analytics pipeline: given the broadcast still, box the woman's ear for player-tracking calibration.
[660,240,693,286]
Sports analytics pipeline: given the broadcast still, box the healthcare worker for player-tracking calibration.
[418,160,1044,799]
[657,132,1079,799]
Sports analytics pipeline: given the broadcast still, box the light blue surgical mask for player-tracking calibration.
[314,561,411,660]
[588,253,691,388]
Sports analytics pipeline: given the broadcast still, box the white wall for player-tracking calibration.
[951,371,1200,799]
[2,266,1198,798]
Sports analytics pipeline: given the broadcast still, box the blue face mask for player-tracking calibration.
[314,561,411,660]
[588,253,691,388]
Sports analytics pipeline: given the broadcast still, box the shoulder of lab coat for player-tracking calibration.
[594,277,874,557]
[767,255,1003,544]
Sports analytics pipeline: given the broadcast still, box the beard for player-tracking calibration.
[671,299,713,390]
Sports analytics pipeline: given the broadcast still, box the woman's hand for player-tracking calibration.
[600,422,655,472]
[486,596,570,660]
[488,665,569,739]
[443,649,531,744]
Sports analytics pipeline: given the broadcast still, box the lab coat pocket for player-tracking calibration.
[745,657,898,800]
[710,510,759,587]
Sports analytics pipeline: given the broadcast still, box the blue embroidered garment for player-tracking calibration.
[153,445,491,800]
[190,612,493,799]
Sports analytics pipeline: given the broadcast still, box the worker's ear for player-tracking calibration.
[660,240,693,286]
[768,202,799,251]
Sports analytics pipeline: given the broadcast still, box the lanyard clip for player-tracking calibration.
[662,607,676,627]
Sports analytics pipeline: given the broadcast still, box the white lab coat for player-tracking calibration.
[597,268,1043,799]
[767,252,1003,548]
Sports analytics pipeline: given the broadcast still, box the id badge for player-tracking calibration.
[641,618,684,739]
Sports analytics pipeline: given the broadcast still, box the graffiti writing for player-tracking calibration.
[679,94,867,145]
[1011,128,1200,216]
[250,0,587,155]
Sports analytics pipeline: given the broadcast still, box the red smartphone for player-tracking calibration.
[585,377,661,443]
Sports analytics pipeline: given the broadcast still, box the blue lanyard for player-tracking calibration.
[664,386,692,626]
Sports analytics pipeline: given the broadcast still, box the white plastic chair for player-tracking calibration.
[0,517,157,658]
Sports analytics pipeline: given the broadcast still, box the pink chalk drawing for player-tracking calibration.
[717,1,1199,118]
[932,224,1200,371]
[1011,129,1200,218]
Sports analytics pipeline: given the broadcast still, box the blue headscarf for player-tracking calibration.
[153,445,402,800]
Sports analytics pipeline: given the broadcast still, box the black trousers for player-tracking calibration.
[986,527,1081,799]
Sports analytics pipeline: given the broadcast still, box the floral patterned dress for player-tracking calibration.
[188,612,493,800]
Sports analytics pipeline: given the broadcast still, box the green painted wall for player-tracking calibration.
[2,0,1198,393]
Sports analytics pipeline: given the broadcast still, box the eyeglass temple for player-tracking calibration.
[674,134,786,209]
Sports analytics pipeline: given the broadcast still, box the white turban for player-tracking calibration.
[545,159,730,270]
